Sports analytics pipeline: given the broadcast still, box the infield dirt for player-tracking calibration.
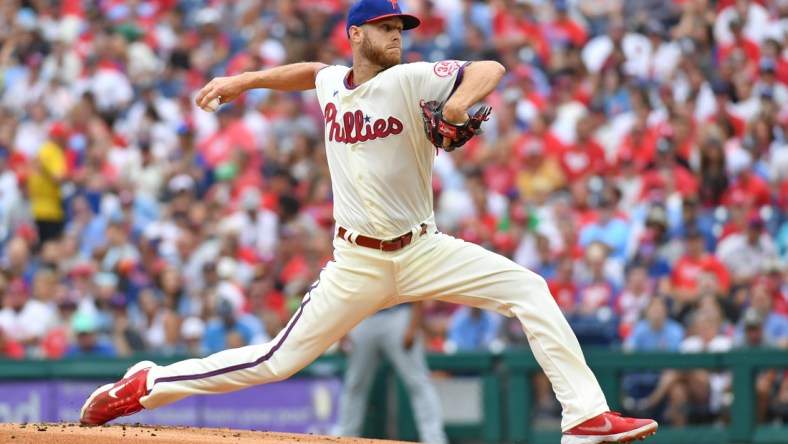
[0,423,416,444]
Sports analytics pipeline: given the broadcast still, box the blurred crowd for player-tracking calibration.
[0,0,787,427]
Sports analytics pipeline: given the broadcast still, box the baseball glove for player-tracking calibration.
[420,100,492,152]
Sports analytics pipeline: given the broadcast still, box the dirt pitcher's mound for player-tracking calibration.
[0,423,417,444]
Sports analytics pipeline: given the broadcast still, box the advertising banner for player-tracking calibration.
[0,377,342,433]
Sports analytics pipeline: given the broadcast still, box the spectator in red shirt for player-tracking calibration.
[761,260,788,317]
[198,104,257,170]
[411,1,445,41]
[483,146,519,196]
[616,264,654,339]
[718,192,756,244]
[458,174,500,247]
[668,113,696,165]
[708,81,746,139]
[640,138,699,200]
[617,118,657,172]
[547,255,577,315]
[569,178,600,229]
[505,65,549,123]
[614,150,644,209]
[558,116,607,182]
[329,18,354,60]
[672,228,731,311]
[0,327,24,359]
[516,113,565,159]
[717,14,760,77]
[545,0,589,52]
[714,0,769,13]
[721,154,771,209]
[492,1,550,64]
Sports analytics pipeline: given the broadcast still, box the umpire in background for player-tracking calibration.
[336,301,448,444]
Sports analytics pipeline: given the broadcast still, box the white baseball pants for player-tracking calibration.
[140,225,609,431]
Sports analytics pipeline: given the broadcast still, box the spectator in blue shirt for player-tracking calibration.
[64,311,117,358]
[445,0,494,50]
[579,197,630,261]
[776,220,788,261]
[445,307,502,352]
[202,298,253,354]
[622,296,684,417]
[630,229,671,283]
[669,197,717,253]
[65,195,108,259]
[735,284,788,348]
[625,297,684,352]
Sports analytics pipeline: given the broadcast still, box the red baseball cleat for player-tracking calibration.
[80,360,155,425]
[561,411,658,444]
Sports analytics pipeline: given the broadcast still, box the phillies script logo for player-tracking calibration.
[324,103,403,143]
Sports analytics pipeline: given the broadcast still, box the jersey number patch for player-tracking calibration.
[433,60,461,78]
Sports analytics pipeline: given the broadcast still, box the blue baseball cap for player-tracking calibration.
[346,0,420,37]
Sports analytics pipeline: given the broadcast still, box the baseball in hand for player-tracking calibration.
[203,97,221,112]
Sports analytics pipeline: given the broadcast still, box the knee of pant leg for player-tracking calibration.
[528,273,558,306]
[528,272,551,294]
[267,364,301,382]
[508,271,559,315]
[509,268,550,294]
[401,373,432,392]
[344,374,375,391]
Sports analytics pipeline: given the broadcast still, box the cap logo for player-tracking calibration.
[386,0,398,10]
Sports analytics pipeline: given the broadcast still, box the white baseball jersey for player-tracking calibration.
[315,60,468,239]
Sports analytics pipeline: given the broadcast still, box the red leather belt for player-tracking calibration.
[338,224,428,252]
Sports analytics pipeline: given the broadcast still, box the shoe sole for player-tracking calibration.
[79,360,155,424]
[561,422,658,444]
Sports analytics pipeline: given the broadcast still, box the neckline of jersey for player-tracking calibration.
[344,69,360,90]
[343,65,396,91]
